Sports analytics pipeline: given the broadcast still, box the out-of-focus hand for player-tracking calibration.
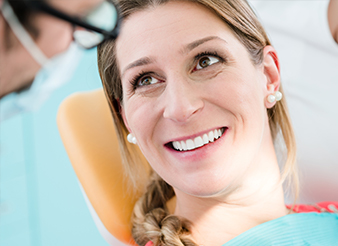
[328,0,338,43]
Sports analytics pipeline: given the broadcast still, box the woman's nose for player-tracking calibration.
[162,78,204,123]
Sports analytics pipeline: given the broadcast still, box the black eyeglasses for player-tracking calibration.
[24,0,120,49]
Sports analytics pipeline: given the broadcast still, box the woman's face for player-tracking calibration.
[117,1,276,196]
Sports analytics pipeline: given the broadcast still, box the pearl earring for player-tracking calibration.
[275,91,283,101]
[267,91,283,103]
[127,133,137,144]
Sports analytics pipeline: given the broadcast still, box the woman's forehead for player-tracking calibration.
[116,1,238,72]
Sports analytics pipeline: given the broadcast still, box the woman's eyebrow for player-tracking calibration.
[122,57,155,78]
[182,36,227,54]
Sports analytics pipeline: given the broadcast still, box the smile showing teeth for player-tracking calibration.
[171,128,225,151]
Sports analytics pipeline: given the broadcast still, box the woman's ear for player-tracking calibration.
[262,45,281,108]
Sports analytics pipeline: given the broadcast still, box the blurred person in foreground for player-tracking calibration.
[0,1,119,245]
[0,0,120,121]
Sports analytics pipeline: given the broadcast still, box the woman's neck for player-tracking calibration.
[173,144,288,246]
[175,185,287,246]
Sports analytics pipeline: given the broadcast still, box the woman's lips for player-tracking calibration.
[166,127,227,152]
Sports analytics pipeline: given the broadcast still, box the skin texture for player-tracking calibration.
[117,2,288,245]
[0,0,104,98]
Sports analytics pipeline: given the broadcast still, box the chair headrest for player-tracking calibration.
[57,89,139,245]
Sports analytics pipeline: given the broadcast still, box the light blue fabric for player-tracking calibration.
[224,213,338,245]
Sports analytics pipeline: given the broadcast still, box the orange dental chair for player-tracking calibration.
[57,89,142,245]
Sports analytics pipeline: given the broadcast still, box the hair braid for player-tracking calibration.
[132,174,198,246]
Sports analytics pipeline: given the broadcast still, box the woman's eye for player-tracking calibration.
[196,56,220,70]
[138,76,159,86]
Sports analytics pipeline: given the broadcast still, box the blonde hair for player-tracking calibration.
[97,0,298,245]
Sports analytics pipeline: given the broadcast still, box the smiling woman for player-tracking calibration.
[97,0,338,245]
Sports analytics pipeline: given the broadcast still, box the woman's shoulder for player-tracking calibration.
[286,201,338,213]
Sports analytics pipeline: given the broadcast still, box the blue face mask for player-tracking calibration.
[0,44,83,121]
[0,1,84,122]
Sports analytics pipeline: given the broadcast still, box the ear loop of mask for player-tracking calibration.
[1,1,50,66]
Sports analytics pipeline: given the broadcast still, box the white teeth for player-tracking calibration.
[208,131,214,142]
[176,141,182,151]
[202,134,209,144]
[214,129,219,139]
[186,139,195,150]
[194,136,204,148]
[171,128,225,151]
[181,141,187,151]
